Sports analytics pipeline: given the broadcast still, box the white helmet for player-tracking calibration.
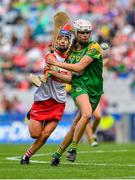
[73,19,92,32]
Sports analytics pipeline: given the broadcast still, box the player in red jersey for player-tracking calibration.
[20,29,72,164]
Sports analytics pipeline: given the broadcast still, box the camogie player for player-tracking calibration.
[47,19,104,165]
[20,29,72,164]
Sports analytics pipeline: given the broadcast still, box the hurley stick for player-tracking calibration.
[44,12,69,82]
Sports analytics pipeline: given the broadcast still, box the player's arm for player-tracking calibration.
[102,51,109,66]
[46,54,94,73]
[49,69,72,84]
[103,58,109,66]
[46,43,102,73]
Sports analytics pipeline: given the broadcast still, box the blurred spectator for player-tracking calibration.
[12,48,28,72]
[0,95,12,114]
[11,96,25,113]
[0,94,25,114]
[100,95,109,113]
[0,75,5,91]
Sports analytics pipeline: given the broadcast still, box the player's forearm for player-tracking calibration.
[103,58,109,66]
[54,61,83,73]
[47,54,93,72]
[50,71,72,84]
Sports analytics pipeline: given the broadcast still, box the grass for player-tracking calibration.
[0,143,135,179]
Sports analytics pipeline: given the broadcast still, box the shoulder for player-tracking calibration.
[45,51,56,59]
[87,42,102,54]
[85,41,102,59]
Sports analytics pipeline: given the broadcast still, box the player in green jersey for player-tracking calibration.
[46,19,103,165]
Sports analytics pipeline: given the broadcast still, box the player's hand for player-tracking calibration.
[48,69,55,75]
[46,53,57,65]
[43,66,51,74]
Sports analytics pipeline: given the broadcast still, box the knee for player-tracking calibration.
[30,132,41,139]
[82,111,92,121]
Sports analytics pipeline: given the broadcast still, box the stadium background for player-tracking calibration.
[0,0,135,144]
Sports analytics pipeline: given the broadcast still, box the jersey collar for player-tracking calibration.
[55,49,67,58]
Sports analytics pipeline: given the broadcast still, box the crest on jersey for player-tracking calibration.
[76,87,82,92]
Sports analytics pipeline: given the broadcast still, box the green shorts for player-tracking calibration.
[71,86,101,111]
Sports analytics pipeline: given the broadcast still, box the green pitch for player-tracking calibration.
[0,143,135,179]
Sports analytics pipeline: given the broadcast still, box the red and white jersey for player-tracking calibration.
[34,50,68,103]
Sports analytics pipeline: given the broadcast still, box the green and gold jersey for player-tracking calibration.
[67,40,103,97]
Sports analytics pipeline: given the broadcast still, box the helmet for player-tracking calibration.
[59,29,71,39]
[73,19,92,32]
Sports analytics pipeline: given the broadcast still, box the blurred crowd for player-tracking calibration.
[0,0,135,114]
[0,94,25,114]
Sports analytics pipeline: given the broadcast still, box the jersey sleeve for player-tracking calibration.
[86,43,102,60]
